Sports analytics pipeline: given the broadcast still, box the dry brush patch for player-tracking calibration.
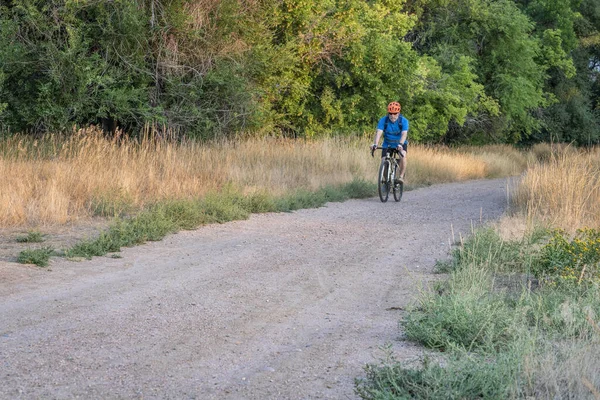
[455,144,532,178]
[513,148,600,231]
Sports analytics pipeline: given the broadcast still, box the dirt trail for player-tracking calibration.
[0,179,510,399]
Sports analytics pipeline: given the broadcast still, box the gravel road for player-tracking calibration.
[0,178,510,399]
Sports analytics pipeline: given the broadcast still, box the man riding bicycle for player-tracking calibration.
[370,102,409,183]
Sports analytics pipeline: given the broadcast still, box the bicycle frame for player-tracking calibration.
[372,146,404,203]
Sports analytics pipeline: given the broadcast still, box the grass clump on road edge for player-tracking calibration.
[17,247,56,267]
[65,179,376,259]
[356,226,600,400]
[356,350,523,399]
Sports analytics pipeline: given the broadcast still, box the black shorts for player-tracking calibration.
[381,143,407,158]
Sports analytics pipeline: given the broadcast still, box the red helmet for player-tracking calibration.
[387,102,401,113]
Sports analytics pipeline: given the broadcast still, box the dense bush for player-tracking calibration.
[1,0,598,143]
[535,228,600,286]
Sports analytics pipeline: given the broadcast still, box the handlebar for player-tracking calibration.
[371,146,405,158]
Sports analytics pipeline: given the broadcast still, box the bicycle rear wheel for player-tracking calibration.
[378,160,390,202]
[393,163,403,202]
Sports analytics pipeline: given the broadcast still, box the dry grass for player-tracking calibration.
[455,144,533,178]
[0,129,526,227]
[527,340,600,399]
[493,215,530,241]
[513,147,600,231]
[408,146,488,184]
[403,144,529,185]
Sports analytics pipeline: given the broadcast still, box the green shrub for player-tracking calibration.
[440,227,545,274]
[160,200,205,230]
[343,179,377,199]
[404,265,518,352]
[17,247,55,267]
[524,284,600,340]
[243,191,278,214]
[66,208,177,259]
[200,192,250,224]
[356,351,523,400]
[534,228,600,285]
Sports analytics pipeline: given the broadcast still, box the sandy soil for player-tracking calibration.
[0,178,510,399]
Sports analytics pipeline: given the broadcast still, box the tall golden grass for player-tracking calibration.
[454,144,533,177]
[513,145,600,231]
[0,128,525,226]
[407,144,528,184]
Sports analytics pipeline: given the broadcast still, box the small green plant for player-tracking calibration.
[441,227,530,274]
[433,259,454,273]
[16,231,45,243]
[17,247,55,267]
[523,284,600,339]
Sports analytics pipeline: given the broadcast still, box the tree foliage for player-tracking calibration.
[407,0,551,142]
[516,0,600,145]
[0,0,598,144]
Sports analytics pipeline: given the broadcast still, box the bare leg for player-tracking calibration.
[399,156,407,179]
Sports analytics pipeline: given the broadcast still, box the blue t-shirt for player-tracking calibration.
[377,115,409,147]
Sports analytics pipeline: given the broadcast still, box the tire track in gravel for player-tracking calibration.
[0,178,511,399]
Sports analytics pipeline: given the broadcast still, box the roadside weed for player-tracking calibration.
[446,226,546,275]
[17,247,55,267]
[404,262,519,352]
[356,349,525,400]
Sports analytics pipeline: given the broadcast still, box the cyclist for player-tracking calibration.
[370,102,409,183]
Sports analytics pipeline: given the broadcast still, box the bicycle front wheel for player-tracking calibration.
[378,160,390,202]
[393,163,403,202]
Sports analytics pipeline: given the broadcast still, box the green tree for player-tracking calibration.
[0,0,264,137]
[516,0,600,145]
[0,0,154,132]
[407,0,549,143]
[250,0,492,140]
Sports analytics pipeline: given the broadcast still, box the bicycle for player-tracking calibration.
[371,146,404,203]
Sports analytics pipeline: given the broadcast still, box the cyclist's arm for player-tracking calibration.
[400,130,407,145]
[373,129,383,146]
[399,118,409,145]
[398,130,408,156]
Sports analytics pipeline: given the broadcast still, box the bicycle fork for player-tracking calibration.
[385,158,396,184]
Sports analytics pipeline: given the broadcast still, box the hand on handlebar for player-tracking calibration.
[370,143,377,157]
